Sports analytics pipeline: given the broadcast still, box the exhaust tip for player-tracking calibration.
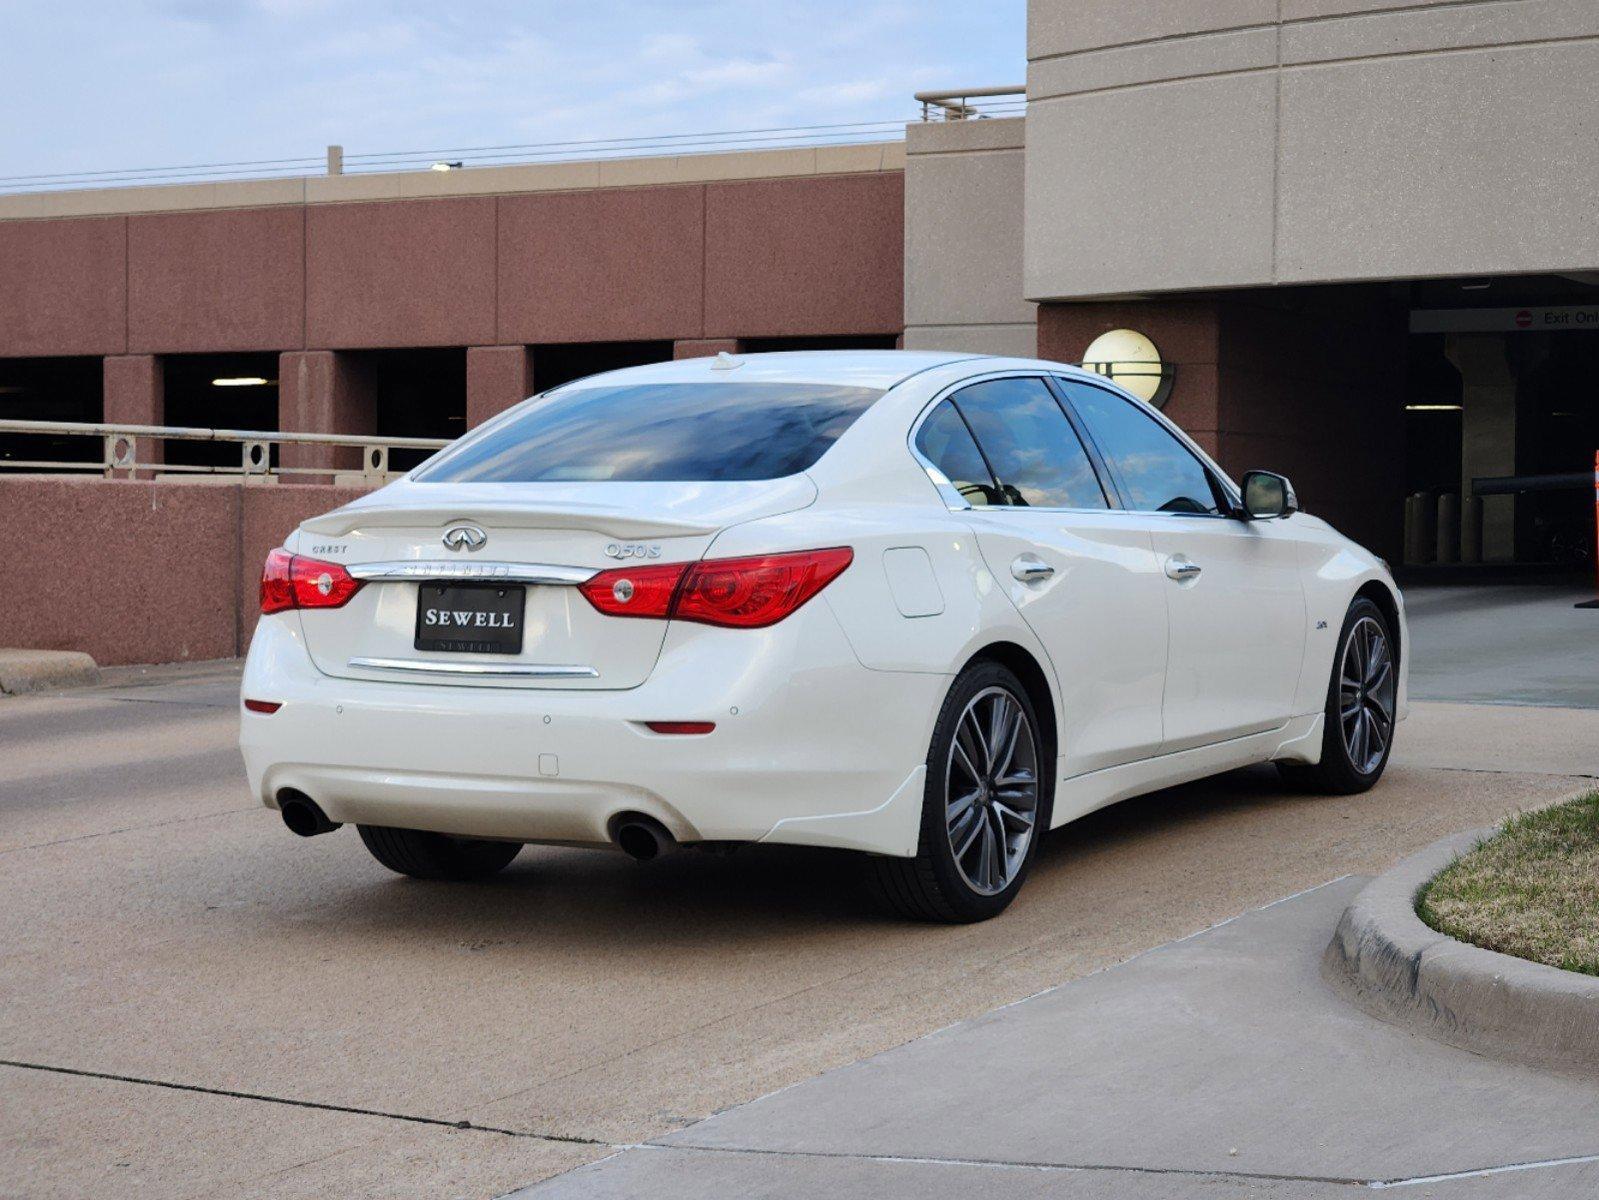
[613,815,674,862]
[279,791,341,838]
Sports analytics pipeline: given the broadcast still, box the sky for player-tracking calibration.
[1,1,1026,187]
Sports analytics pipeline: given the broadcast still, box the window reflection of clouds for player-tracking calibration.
[952,379,1107,511]
[1066,385,1219,515]
[419,383,882,483]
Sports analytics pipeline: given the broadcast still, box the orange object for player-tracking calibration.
[1581,449,1599,610]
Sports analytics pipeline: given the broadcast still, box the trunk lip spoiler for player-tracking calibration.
[346,560,598,585]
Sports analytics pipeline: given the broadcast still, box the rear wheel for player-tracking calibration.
[358,825,521,881]
[1278,597,1397,794]
[870,661,1047,923]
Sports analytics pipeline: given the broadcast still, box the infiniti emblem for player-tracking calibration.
[442,524,487,553]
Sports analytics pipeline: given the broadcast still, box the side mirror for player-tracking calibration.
[1240,470,1298,520]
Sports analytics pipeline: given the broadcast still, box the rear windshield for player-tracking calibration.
[415,382,884,483]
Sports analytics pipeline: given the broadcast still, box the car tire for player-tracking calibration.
[869,661,1049,923]
[1277,596,1397,795]
[357,825,522,881]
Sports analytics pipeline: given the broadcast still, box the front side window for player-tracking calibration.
[950,378,1108,510]
[416,382,883,483]
[1063,382,1223,515]
[914,400,1000,506]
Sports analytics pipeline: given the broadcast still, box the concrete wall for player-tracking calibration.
[0,144,907,361]
[1025,0,1599,300]
[0,478,366,666]
[903,118,1036,357]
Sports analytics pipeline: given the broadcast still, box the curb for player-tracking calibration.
[0,648,102,696]
[1323,829,1599,1075]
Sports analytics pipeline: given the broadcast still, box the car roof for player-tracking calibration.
[555,349,986,392]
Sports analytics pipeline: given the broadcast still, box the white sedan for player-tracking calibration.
[240,351,1405,922]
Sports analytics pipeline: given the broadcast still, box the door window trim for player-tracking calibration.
[907,369,1123,515]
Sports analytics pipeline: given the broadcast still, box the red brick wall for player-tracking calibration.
[0,478,366,666]
[0,171,905,362]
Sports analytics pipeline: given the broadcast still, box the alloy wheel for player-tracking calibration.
[1339,616,1395,774]
[944,686,1039,895]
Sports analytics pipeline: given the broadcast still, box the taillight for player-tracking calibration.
[260,548,364,615]
[643,721,716,735]
[577,547,852,629]
[578,561,689,618]
[676,548,853,628]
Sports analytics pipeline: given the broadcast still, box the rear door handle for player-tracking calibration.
[1011,555,1055,582]
[1165,555,1203,582]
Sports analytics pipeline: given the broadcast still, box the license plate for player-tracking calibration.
[414,583,526,655]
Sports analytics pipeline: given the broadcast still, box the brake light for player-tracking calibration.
[676,547,854,628]
[578,560,689,618]
[577,547,853,629]
[260,548,364,614]
[243,699,282,714]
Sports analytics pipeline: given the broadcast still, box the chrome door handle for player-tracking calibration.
[1011,555,1055,582]
[1165,555,1202,582]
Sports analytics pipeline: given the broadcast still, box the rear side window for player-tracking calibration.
[417,382,883,483]
[950,378,1108,510]
[914,401,1000,506]
[1062,381,1223,515]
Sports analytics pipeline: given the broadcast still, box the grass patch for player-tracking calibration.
[1417,793,1599,977]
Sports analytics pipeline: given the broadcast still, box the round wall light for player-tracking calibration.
[1079,329,1175,409]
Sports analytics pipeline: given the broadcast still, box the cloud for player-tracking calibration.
[3,0,1026,180]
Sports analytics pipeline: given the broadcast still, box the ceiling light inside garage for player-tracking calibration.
[1405,404,1463,411]
[212,377,274,387]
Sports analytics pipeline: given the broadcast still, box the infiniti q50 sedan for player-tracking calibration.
[240,351,1406,922]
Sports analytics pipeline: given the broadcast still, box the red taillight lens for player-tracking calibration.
[577,561,689,618]
[643,721,716,735]
[243,699,282,714]
[577,547,852,628]
[675,547,853,628]
[259,549,364,615]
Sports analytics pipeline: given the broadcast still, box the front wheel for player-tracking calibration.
[869,661,1048,923]
[1278,597,1397,794]
[358,825,522,881]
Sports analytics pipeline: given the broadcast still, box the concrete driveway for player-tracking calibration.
[2,653,1593,1198]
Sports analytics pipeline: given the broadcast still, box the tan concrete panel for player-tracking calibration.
[305,197,496,349]
[1030,25,1277,100]
[905,137,1033,328]
[497,185,703,344]
[128,207,304,354]
[906,118,1025,155]
[1283,0,1599,64]
[0,216,126,357]
[903,323,1038,358]
[1023,75,1277,301]
[704,173,903,338]
[1030,0,1276,59]
[1284,0,1483,18]
[1276,39,1599,283]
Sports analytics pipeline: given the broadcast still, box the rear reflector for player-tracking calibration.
[261,548,364,614]
[243,699,282,714]
[643,721,716,735]
[578,547,853,629]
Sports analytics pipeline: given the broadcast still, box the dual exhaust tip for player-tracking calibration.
[281,792,676,862]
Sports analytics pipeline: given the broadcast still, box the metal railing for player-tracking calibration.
[0,418,451,482]
[914,86,1026,122]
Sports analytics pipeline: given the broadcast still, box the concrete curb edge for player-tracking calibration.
[0,648,102,695]
[1323,828,1599,1075]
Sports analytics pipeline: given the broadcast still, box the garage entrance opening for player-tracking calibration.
[163,353,280,470]
[534,341,674,392]
[0,356,103,473]
[367,348,466,472]
[1404,276,1599,573]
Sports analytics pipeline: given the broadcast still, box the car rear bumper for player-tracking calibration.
[239,609,943,857]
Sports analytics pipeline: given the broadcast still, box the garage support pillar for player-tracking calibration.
[465,345,536,429]
[278,350,376,481]
[103,354,164,475]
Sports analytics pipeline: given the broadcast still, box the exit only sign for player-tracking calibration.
[1411,306,1599,333]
